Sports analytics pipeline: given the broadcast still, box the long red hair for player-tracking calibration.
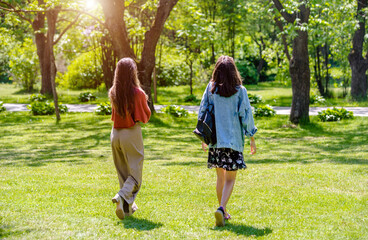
[109,58,145,117]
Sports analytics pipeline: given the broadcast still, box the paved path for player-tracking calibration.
[3,103,368,116]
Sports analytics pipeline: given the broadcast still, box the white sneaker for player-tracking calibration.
[112,194,125,220]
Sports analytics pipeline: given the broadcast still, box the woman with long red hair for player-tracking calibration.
[109,58,151,220]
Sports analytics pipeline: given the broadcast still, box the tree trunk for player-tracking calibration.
[289,29,310,124]
[348,0,368,100]
[101,35,116,90]
[98,0,135,59]
[315,46,324,96]
[189,60,193,95]
[99,0,179,112]
[46,9,60,121]
[273,0,310,124]
[31,0,53,95]
[324,43,330,95]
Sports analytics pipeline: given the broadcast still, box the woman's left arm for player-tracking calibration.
[239,88,258,137]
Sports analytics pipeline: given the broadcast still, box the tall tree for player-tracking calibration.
[272,0,310,124]
[0,1,81,121]
[348,0,368,100]
[98,0,179,111]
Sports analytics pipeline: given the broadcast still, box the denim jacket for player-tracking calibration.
[198,82,257,152]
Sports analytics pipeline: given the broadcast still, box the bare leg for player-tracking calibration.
[221,170,237,213]
[216,168,225,206]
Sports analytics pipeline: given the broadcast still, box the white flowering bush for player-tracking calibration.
[310,94,326,104]
[248,93,263,104]
[161,105,188,117]
[317,107,353,122]
[95,102,112,115]
[253,105,276,117]
[0,101,6,113]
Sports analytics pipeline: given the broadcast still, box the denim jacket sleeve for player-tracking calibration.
[198,83,211,120]
[238,87,257,137]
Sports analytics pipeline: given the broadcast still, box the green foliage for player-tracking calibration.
[156,60,189,86]
[0,101,6,113]
[27,101,68,115]
[78,92,96,102]
[254,104,276,117]
[248,93,263,104]
[317,107,354,122]
[58,104,69,114]
[236,58,258,85]
[29,94,47,102]
[161,105,188,117]
[95,102,112,115]
[310,94,326,104]
[8,38,39,92]
[58,50,103,90]
[184,94,199,103]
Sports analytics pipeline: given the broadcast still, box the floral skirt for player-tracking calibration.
[208,148,246,171]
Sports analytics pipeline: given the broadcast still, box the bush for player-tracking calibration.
[30,94,47,102]
[79,92,96,102]
[58,104,69,114]
[254,105,276,117]
[156,60,189,86]
[58,51,103,90]
[248,93,263,104]
[184,94,199,103]
[9,38,39,92]
[236,58,258,85]
[0,101,6,113]
[27,101,68,115]
[317,107,353,122]
[310,94,326,104]
[161,105,188,117]
[95,102,112,115]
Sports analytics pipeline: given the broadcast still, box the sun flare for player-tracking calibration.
[85,0,98,10]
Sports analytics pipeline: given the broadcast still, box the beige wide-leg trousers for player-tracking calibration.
[111,124,144,205]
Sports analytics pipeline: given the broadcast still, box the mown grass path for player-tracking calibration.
[0,113,367,239]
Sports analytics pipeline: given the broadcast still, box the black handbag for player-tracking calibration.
[193,103,216,145]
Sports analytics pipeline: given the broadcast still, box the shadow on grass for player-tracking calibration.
[0,223,32,238]
[119,216,163,231]
[212,223,272,237]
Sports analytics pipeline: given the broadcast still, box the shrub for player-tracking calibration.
[8,38,39,92]
[27,101,68,115]
[310,94,326,104]
[58,51,103,90]
[184,94,199,103]
[0,101,6,113]
[58,104,69,114]
[156,60,189,86]
[248,93,263,104]
[95,102,112,115]
[317,107,353,122]
[161,105,188,117]
[236,58,259,85]
[30,94,47,102]
[254,105,276,117]
[79,92,96,102]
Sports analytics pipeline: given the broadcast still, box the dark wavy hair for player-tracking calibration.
[109,58,145,117]
[210,55,242,97]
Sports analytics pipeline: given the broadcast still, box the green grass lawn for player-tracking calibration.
[0,84,108,104]
[0,112,367,239]
[2,82,368,107]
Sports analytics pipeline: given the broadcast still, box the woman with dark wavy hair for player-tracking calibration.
[198,55,257,227]
[109,57,151,220]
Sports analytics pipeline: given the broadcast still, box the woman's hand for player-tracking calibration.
[201,142,208,152]
[250,137,256,155]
